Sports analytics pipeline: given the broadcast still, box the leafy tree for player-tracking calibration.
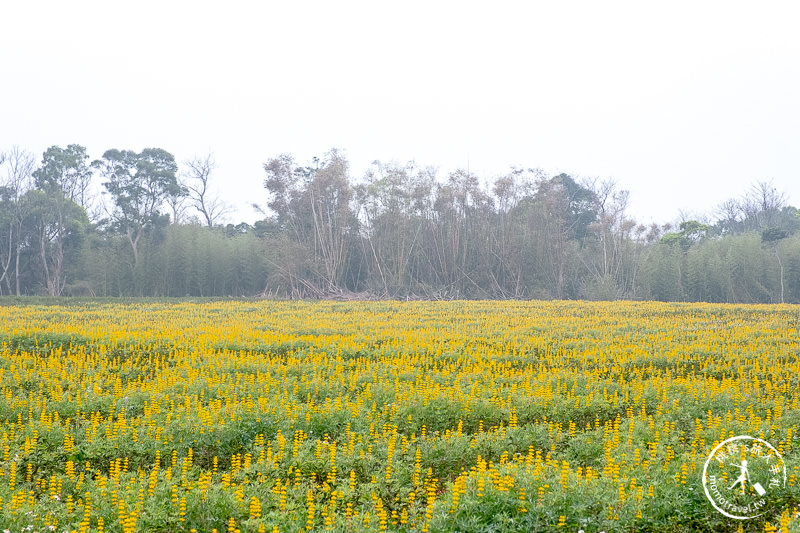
[660,220,709,252]
[33,145,94,213]
[532,173,596,298]
[18,188,89,296]
[31,145,93,295]
[94,148,181,269]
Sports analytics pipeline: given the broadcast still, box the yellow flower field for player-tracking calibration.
[0,300,798,532]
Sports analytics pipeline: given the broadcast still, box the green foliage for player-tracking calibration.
[33,144,93,209]
[94,148,181,271]
[6,144,800,303]
[763,227,789,243]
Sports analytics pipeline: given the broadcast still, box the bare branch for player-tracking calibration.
[183,153,231,227]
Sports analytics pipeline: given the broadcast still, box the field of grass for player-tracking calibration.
[0,299,798,532]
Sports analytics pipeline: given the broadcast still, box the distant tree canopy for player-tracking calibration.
[1,144,798,302]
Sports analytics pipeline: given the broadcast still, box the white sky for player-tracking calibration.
[2,1,799,225]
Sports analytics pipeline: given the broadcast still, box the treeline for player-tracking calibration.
[1,145,798,302]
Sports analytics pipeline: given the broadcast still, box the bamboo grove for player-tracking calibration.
[2,146,799,301]
[0,300,798,531]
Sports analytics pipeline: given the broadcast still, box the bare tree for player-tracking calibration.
[714,198,744,234]
[0,149,9,294]
[716,180,788,234]
[0,147,35,295]
[584,178,629,280]
[306,150,354,291]
[743,180,787,229]
[184,153,230,227]
[260,150,357,295]
[354,160,438,296]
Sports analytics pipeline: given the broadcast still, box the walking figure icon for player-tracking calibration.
[728,460,767,496]
[728,460,750,494]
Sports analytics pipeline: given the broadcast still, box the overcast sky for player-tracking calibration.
[3,1,799,225]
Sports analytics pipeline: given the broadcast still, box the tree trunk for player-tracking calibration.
[15,241,21,296]
[128,227,141,269]
[40,225,54,296]
[0,225,12,295]
[775,248,784,304]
